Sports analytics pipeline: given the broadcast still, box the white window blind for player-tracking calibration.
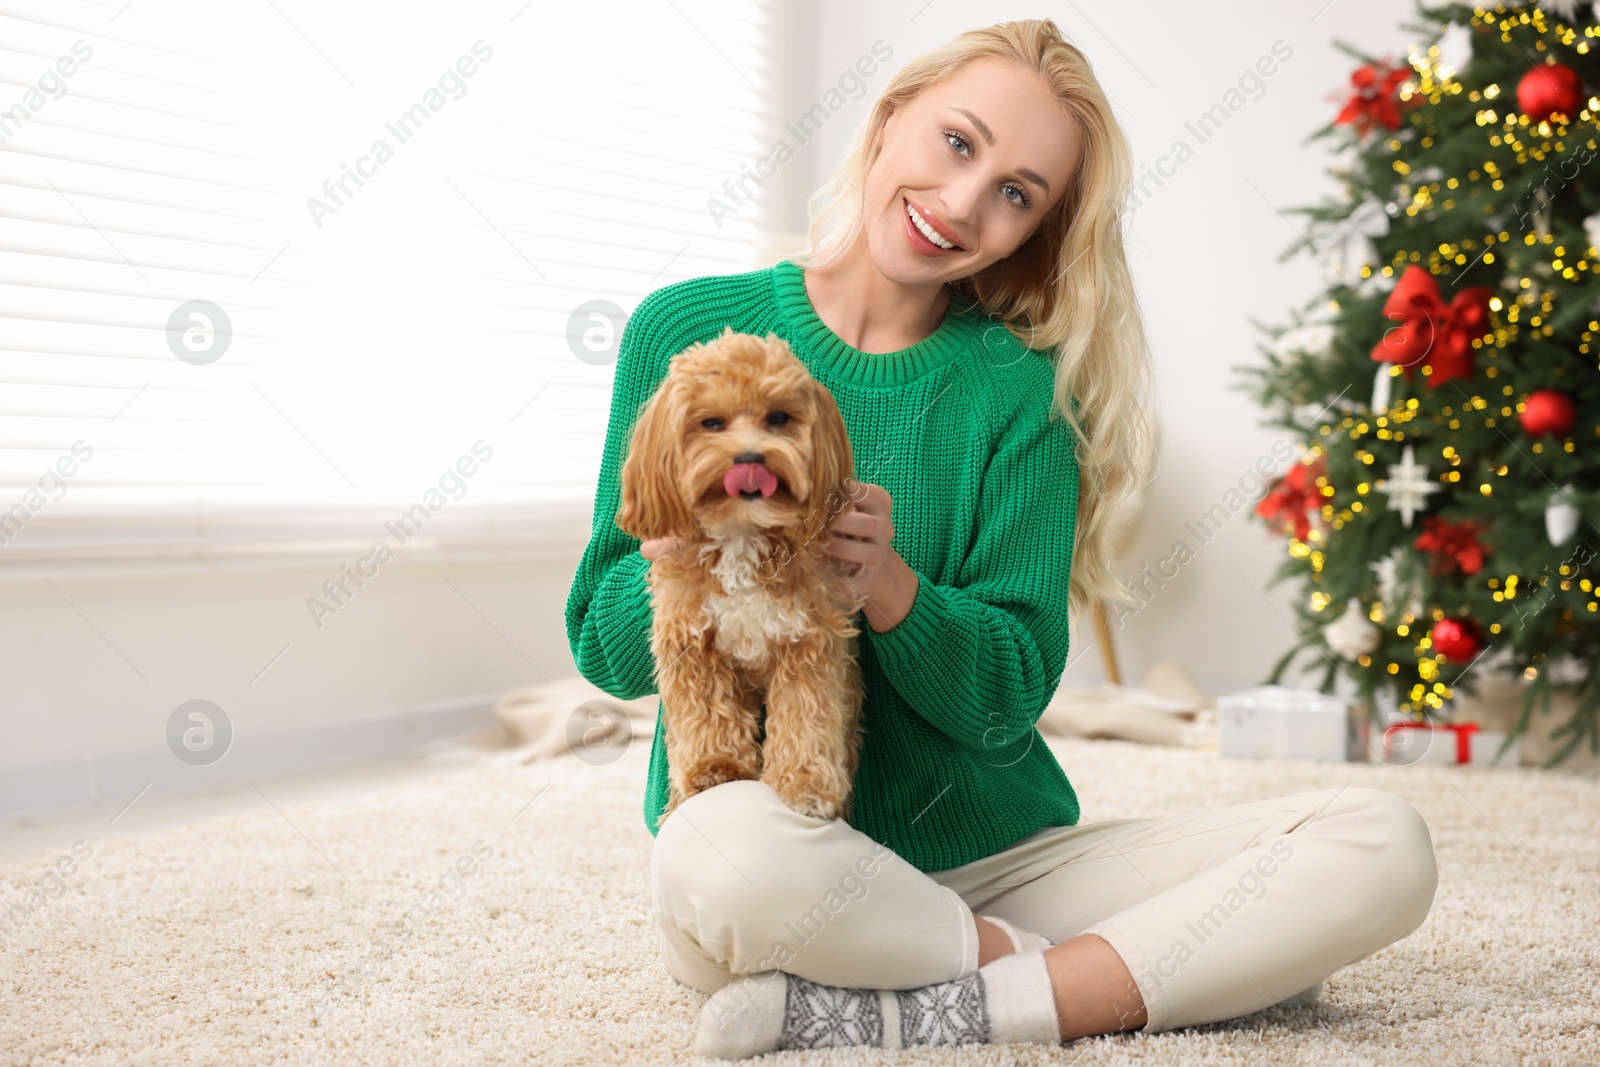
[0,0,775,563]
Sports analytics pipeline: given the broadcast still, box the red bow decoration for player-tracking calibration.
[1414,515,1490,576]
[1370,265,1493,389]
[1334,61,1416,136]
[1256,456,1329,542]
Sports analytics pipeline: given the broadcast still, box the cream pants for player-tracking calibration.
[649,779,1438,1033]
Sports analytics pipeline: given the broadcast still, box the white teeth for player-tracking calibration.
[906,201,957,249]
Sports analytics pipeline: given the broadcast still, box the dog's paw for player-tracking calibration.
[761,763,853,821]
[766,779,846,822]
[682,757,760,797]
[787,794,842,821]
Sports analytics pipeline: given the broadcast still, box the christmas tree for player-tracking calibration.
[1236,0,1598,767]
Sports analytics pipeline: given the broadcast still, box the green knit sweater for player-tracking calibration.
[564,257,1082,873]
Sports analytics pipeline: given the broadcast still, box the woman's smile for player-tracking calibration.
[902,195,966,254]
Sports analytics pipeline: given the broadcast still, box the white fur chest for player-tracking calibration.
[697,531,811,669]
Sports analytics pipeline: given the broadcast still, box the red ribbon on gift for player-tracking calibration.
[1370,266,1493,389]
[1383,721,1479,763]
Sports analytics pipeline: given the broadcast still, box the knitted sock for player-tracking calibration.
[979,913,1054,954]
[694,950,1062,1059]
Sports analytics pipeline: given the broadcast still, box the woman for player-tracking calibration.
[564,18,1438,1057]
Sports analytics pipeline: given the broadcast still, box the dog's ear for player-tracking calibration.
[803,379,855,543]
[616,373,695,542]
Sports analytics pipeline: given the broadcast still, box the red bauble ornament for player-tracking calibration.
[1517,61,1586,123]
[1520,389,1577,437]
[1430,617,1483,662]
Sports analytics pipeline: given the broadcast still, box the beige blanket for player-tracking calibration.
[487,660,1217,763]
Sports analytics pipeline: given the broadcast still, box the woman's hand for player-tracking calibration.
[640,536,681,561]
[823,480,918,632]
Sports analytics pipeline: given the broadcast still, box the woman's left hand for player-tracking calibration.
[823,479,916,630]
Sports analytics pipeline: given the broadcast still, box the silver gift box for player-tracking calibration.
[1216,685,1371,762]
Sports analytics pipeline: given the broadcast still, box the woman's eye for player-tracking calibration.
[700,417,724,431]
[944,131,1032,210]
[766,411,790,427]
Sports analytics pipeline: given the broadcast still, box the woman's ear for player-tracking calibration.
[803,379,855,544]
[616,374,694,542]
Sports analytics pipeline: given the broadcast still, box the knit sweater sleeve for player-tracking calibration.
[865,393,1080,752]
[563,294,672,701]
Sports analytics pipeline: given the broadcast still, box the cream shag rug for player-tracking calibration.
[2,735,1597,1066]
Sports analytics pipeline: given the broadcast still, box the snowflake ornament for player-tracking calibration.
[1374,444,1439,528]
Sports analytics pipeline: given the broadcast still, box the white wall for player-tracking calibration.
[806,0,1420,693]
[0,504,592,815]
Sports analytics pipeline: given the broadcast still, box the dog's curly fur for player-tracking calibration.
[617,328,867,827]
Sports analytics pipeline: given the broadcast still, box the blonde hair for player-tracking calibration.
[791,17,1160,622]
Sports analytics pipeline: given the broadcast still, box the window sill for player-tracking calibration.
[0,499,597,582]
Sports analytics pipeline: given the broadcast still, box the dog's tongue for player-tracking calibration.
[724,462,779,498]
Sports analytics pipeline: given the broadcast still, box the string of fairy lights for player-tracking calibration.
[1287,4,1599,714]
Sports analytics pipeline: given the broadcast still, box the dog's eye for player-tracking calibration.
[766,411,790,427]
[700,417,725,431]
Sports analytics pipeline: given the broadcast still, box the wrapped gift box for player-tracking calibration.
[1379,721,1521,767]
[1216,685,1370,762]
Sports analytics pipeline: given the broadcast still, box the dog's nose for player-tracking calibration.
[732,451,764,465]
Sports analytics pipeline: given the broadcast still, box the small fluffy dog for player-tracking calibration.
[616,328,867,827]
